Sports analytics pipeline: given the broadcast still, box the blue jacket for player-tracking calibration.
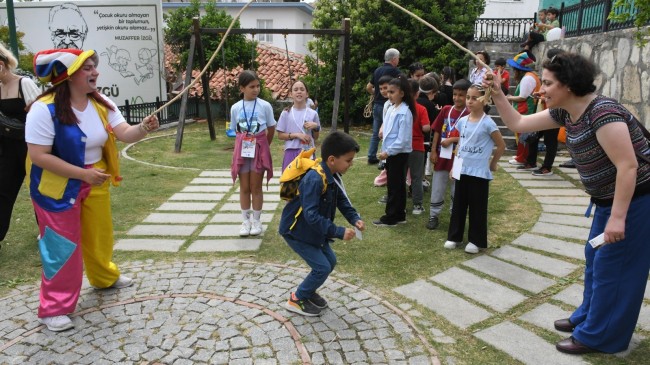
[278,161,360,247]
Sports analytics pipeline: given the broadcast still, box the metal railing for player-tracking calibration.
[473,18,535,43]
[118,97,200,126]
[561,0,643,38]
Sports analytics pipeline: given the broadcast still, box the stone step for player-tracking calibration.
[518,303,574,336]
[236,185,281,192]
[182,185,232,193]
[518,180,576,188]
[114,239,186,252]
[535,196,590,205]
[186,239,263,252]
[431,267,527,313]
[512,233,585,260]
[169,193,225,201]
[508,172,564,180]
[190,177,235,185]
[210,213,274,223]
[541,204,589,216]
[143,213,209,224]
[127,224,198,236]
[462,255,555,293]
[531,222,590,241]
[228,194,282,202]
[198,224,268,237]
[220,202,279,212]
[527,188,587,197]
[157,202,218,211]
[393,280,492,329]
[199,170,231,177]
[474,321,589,365]
[552,283,584,307]
[538,212,592,228]
[491,246,579,277]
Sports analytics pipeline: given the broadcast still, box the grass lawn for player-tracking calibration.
[1,121,648,364]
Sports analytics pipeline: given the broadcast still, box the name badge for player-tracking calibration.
[452,156,463,180]
[241,136,256,158]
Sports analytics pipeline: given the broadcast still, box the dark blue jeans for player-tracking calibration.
[367,103,384,161]
[284,236,336,300]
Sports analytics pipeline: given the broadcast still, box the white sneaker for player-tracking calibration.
[444,240,459,249]
[239,220,252,236]
[464,242,480,254]
[412,204,424,215]
[39,315,74,332]
[508,159,524,166]
[111,275,134,289]
[249,220,263,236]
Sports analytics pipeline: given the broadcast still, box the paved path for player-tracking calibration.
[394,156,650,364]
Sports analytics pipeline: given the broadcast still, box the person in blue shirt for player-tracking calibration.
[279,131,365,316]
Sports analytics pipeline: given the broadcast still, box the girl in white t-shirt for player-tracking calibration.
[276,80,321,171]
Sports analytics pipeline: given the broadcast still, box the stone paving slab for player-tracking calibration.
[236,185,281,193]
[169,193,225,201]
[143,213,208,224]
[127,225,197,236]
[430,267,527,313]
[198,225,268,237]
[462,255,555,293]
[508,172,564,180]
[199,170,231,177]
[186,239,263,252]
[500,166,520,173]
[157,202,217,211]
[542,204,590,215]
[565,173,581,180]
[182,185,232,193]
[190,177,234,185]
[526,188,587,196]
[0,260,437,364]
[646,281,650,300]
[512,233,585,260]
[552,284,584,307]
[517,180,576,188]
[538,213,593,228]
[491,246,579,277]
[535,196,591,206]
[474,321,588,365]
[518,303,574,335]
[210,213,274,223]
[532,222,590,241]
[228,194,282,202]
[220,202,279,212]
[558,167,579,174]
[393,280,492,329]
[638,305,650,331]
[114,239,186,252]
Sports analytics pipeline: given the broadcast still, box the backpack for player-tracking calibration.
[279,147,327,201]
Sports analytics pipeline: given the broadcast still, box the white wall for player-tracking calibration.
[480,0,539,19]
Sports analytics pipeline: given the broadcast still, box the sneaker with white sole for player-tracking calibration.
[239,220,252,236]
[286,292,321,316]
[464,242,480,254]
[111,275,134,289]
[508,159,525,166]
[444,240,459,249]
[39,315,74,332]
[249,219,263,236]
[412,204,424,215]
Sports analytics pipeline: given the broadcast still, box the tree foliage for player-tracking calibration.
[0,26,34,74]
[304,0,485,125]
[163,0,256,73]
[609,0,650,47]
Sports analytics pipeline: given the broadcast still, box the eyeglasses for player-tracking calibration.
[53,29,83,41]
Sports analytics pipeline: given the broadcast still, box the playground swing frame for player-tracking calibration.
[175,17,351,152]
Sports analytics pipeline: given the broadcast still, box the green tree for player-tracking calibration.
[304,0,485,125]
[163,0,256,75]
[610,0,650,47]
[0,26,34,74]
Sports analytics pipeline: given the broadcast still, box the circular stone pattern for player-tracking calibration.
[0,260,436,364]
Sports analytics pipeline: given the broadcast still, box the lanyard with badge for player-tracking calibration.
[452,113,485,180]
[440,107,466,159]
[333,173,363,240]
[291,107,312,150]
[241,99,257,158]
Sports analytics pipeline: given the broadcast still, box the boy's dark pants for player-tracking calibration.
[384,153,409,223]
[447,175,489,247]
[285,236,336,300]
[0,137,27,241]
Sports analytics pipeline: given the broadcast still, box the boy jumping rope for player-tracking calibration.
[279,132,366,316]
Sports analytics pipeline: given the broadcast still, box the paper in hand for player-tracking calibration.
[439,139,453,159]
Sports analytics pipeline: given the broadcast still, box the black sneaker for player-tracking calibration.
[426,216,439,230]
[373,219,397,227]
[378,195,388,204]
[368,158,380,165]
[286,292,321,316]
[308,292,328,309]
[559,161,576,168]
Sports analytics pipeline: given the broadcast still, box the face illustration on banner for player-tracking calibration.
[49,3,88,50]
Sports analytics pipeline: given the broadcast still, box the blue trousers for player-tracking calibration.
[367,103,384,160]
[570,193,650,353]
[284,236,336,300]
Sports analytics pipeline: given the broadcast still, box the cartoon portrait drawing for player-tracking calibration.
[49,3,88,50]
[135,48,157,85]
[101,45,135,78]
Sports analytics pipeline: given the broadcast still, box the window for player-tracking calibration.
[257,19,273,42]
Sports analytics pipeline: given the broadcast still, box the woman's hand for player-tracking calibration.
[603,216,626,244]
[483,73,502,95]
[378,152,388,160]
[142,115,159,132]
[83,168,110,186]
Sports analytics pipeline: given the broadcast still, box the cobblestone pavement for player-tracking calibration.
[0,260,438,364]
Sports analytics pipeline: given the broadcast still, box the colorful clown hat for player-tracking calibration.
[33,49,98,85]
[507,52,535,72]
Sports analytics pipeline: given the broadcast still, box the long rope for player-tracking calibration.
[382,0,494,102]
[151,0,255,116]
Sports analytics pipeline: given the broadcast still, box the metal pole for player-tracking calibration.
[6,0,20,58]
